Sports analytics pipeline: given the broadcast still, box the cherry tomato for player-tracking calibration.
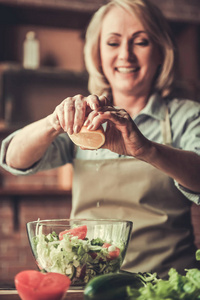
[59,225,87,240]
[102,243,120,260]
[15,270,71,300]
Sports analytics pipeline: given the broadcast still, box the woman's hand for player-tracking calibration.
[47,94,110,135]
[48,93,150,158]
[5,94,111,170]
[86,101,200,193]
[83,102,151,158]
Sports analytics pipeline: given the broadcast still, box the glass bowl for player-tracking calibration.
[27,219,133,287]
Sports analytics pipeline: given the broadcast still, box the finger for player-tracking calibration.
[102,110,129,124]
[63,97,75,134]
[73,95,87,133]
[91,109,130,131]
[84,110,99,128]
[85,94,101,111]
[83,107,123,130]
[98,95,111,108]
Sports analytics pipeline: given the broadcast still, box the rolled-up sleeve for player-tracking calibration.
[180,112,200,155]
[172,103,200,204]
[174,181,200,205]
[0,131,74,176]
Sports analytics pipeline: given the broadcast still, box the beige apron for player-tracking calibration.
[70,109,198,279]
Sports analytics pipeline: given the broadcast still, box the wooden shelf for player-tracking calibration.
[0,63,88,82]
[0,63,89,127]
[0,186,72,231]
[0,0,199,27]
[0,0,104,29]
[0,0,104,13]
[0,186,71,197]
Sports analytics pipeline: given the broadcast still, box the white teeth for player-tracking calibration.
[117,67,139,73]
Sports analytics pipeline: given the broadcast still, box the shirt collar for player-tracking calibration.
[135,93,167,121]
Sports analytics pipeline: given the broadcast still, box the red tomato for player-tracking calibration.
[15,270,71,300]
[76,264,86,279]
[102,243,120,260]
[88,251,104,262]
[59,225,87,240]
[88,251,97,259]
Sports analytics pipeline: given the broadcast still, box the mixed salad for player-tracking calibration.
[31,224,125,285]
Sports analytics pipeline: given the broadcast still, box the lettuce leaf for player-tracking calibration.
[127,250,200,300]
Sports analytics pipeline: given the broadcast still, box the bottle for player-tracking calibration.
[23,31,40,69]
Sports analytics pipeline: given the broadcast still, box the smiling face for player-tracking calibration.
[100,6,162,99]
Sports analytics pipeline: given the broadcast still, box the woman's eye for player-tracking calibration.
[107,42,119,47]
[134,39,149,46]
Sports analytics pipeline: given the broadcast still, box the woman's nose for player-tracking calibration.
[118,41,135,61]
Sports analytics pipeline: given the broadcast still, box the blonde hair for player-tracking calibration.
[84,0,176,97]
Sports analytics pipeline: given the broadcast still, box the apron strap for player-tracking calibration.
[160,107,172,146]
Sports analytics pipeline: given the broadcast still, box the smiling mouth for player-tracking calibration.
[116,67,140,74]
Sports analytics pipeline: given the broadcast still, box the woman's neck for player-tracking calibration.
[112,91,149,117]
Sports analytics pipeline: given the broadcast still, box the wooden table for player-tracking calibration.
[0,289,84,300]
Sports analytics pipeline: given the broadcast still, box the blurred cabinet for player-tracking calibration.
[0,0,96,62]
[0,0,93,126]
[0,64,88,127]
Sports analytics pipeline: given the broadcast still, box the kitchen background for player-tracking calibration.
[0,0,200,286]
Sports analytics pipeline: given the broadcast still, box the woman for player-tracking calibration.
[1,0,200,278]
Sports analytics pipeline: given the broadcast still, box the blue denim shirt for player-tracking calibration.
[1,93,200,203]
